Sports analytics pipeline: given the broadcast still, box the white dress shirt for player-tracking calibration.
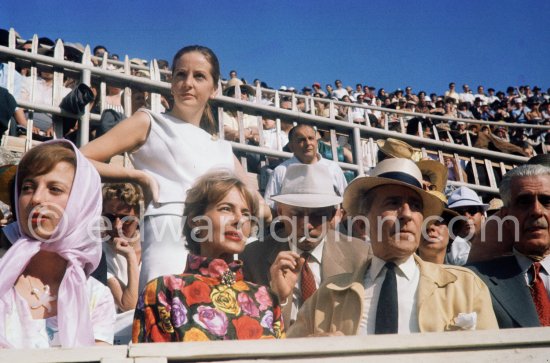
[289,238,325,322]
[513,249,550,296]
[358,255,420,335]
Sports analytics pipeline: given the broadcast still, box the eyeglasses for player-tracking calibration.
[453,206,482,216]
[103,213,137,227]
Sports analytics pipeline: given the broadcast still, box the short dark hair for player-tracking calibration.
[288,124,315,143]
[93,45,107,55]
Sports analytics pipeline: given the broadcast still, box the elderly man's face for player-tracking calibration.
[289,126,318,164]
[366,185,424,262]
[505,176,550,256]
[277,204,338,251]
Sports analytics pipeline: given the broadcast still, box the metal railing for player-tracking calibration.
[1,28,544,196]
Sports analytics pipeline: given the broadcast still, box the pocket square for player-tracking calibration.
[451,312,477,330]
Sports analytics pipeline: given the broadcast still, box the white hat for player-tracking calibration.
[279,85,288,91]
[448,186,489,211]
[271,164,342,208]
[343,158,444,217]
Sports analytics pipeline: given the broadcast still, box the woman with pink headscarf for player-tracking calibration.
[0,140,116,348]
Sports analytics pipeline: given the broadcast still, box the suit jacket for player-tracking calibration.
[240,229,371,325]
[468,255,541,328]
[288,255,498,337]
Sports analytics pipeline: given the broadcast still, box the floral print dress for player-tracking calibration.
[132,255,285,342]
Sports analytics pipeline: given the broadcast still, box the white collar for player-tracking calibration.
[369,254,417,281]
[513,248,550,274]
[292,237,325,264]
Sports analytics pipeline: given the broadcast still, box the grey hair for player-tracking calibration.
[500,164,550,207]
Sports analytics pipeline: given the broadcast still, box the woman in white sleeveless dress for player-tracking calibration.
[82,46,268,290]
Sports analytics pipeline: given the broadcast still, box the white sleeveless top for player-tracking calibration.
[130,109,234,216]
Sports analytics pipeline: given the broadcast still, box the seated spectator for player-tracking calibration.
[288,158,498,336]
[511,98,530,123]
[102,183,142,313]
[244,163,370,326]
[317,130,354,182]
[313,94,330,118]
[457,102,475,120]
[336,95,352,120]
[19,68,72,136]
[444,82,460,103]
[311,82,325,97]
[351,95,367,123]
[468,164,550,328]
[418,191,459,264]
[222,84,259,143]
[133,170,284,342]
[0,140,116,348]
[332,80,348,99]
[446,186,489,266]
[527,100,543,124]
[264,124,347,211]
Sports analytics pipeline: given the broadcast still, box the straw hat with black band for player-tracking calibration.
[343,158,444,218]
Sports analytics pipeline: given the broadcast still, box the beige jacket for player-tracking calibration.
[288,255,498,337]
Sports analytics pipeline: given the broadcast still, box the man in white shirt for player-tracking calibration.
[446,186,489,266]
[263,124,348,211]
[468,164,550,328]
[288,158,498,336]
[332,79,349,100]
[460,84,476,105]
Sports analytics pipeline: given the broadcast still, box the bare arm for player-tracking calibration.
[81,110,159,203]
[106,238,140,312]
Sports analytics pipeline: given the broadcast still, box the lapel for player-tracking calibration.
[320,230,348,279]
[415,255,457,310]
[483,256,540,327]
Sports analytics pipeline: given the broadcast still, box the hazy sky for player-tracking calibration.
[3,0,549,94]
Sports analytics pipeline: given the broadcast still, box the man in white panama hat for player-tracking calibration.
[241,162,369,326]
[288,158,497,337]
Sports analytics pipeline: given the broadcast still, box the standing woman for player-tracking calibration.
[0,140,115,348]
[82,46,268,290]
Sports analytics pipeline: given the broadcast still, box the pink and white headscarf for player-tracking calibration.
[0,139,102,348]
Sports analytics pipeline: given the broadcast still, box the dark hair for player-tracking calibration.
[288,124,315,143]
[171,45,220,135]
[17,142,76,193]
[102,183,143,215]
[93,45,107,55]
[183,170,257,255]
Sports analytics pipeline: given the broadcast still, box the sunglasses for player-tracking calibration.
[453,206,482,216]
[103,213,138,227]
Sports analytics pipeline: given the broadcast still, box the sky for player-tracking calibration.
[2,0,549,95]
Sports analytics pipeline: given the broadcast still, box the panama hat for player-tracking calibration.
[271,163,342,208]
[448,186,489,211]
[376,138,414,159]
[417,159,448,193]
[343,158,444,218]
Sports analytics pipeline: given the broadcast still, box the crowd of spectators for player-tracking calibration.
[0,31,549,354]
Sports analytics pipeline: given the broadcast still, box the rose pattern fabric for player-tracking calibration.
[133,254,285,342]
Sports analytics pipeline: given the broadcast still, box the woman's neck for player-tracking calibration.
[23,251,68,285]
[168,106,202,127]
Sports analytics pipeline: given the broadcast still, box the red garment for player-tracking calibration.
[530,262,550,326]
[300,253,317,301]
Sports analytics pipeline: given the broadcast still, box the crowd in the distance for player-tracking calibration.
[0,32,549,351]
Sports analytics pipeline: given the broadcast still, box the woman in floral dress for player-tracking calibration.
[132,170,284,342]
